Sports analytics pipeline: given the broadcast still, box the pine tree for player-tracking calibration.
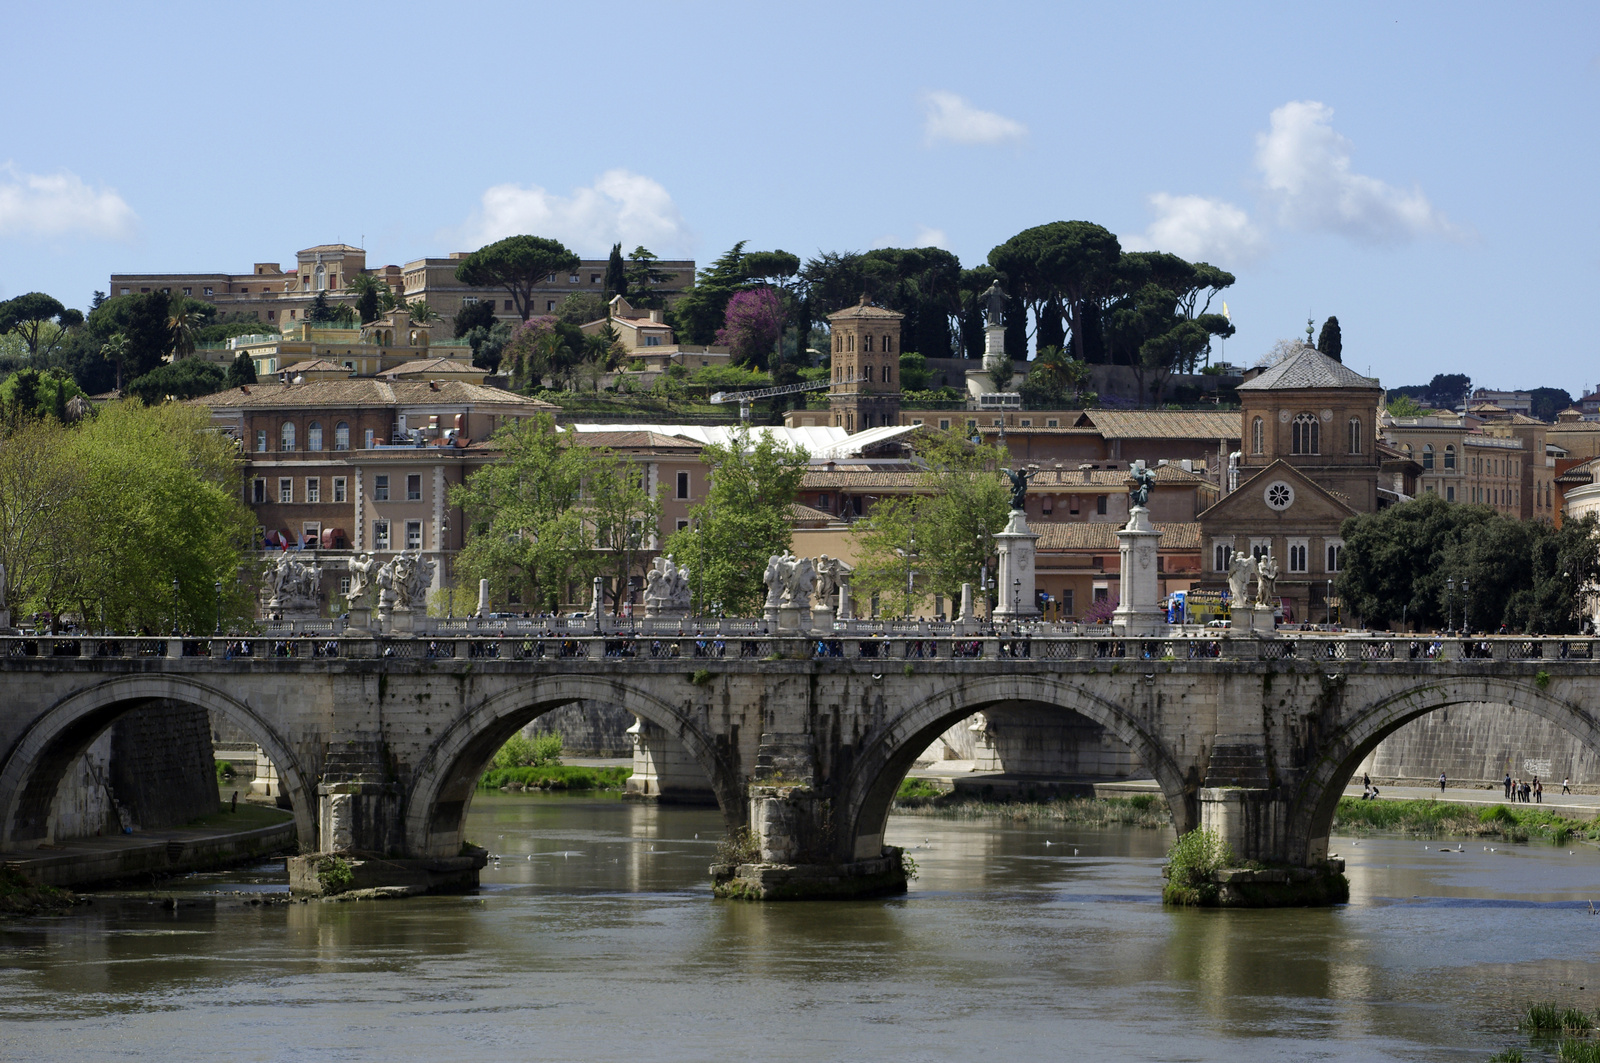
[604,243,628,302]
[1317,316,1342,362]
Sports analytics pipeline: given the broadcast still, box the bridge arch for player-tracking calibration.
[404,675,742,859]
[1288,675,1600,865]
[0,674,315,851]
[838,673,1193,862]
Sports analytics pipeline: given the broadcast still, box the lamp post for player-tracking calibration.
[214,581,223,635]
[172,578,181,636]
[1446,577,1455,634]
[1325,578,1333,627]
[1464,579,1472,634]
[1012,577,1021,622]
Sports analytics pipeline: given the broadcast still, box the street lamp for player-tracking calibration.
[1325,578,1333,627]
[214,581,223,635]
[1012,577,1021,620]
[172,578,181,636]
[1446,577,1455,634]
[1463,579,1472,634]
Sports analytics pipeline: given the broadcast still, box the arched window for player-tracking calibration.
[1423,444,1435,471]
[334,421,350,450]
[885,363,893,383]
[1251,417,1264,454]
[307,421,323,451]
[884,334,893,353]
[1291,413,1319,455]
[864,364,874,382]
[864,334,873,353]
[280,422,296,451]
[1348,417,1361,455]
[833,333,840,353]
[1402,443,1412,457]
[1444,444,1455,470]
[848,334,855,353]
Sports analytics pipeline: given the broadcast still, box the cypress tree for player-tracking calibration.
[604,242,628,302]
[1317,316,1342,362]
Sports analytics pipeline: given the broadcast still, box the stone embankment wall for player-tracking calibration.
[519,701,635,757]
[919,707,1141,778]
[50,701,218,840]
[1358,703,1600,790]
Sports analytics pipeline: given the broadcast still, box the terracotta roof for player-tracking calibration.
[281,359,349,374]
[800,470,921,489]
[798,464,1213,491]
[788,503,836,524]
[299,244,363,254]
[379,357,483,378]
[1035,521,1202,551]
[1075,409,1241,440]
[1550,421,1600,432]
[194,380,557,410]
[574,431,705,450]
[826,295,903,322]
[1236,346,1380,391]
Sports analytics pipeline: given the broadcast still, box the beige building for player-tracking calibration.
[111,244,368,325]
[396,254,693,323]
[827,296,903,432]
[1381,408,1553,520]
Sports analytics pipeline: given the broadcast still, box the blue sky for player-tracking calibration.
[3,2,1596,396]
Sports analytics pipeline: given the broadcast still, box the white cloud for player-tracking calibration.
[1123,193,1267,267]
[461,168,689,255]
[1255,100,1460,245]
[921,91,1026,146]
[0,164,137,241]
[913,225,949,249]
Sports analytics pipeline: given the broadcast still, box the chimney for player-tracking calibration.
[1079,464,1092,483]
[649,309,664,323]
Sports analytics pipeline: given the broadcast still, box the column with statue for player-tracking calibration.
[992,466,1041,621]
[1111,461,1166,636]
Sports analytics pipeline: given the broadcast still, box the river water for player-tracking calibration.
[5,793,1600,1062]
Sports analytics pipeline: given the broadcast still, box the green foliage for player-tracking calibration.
[555,292,607,326]
[604,242,628,301]
[1529,387,1574,422]
[690,668,713,686]
[224,351,257,388]
[1316,315,1342,362]
[454,235,580,321]
[126,358,226,404]
[1487,1049,1524,1062]
[1338,496,1600,633]
[88,292,174,389]
[315,855,353,895]
[453,298,497,338]
[586,444,661,613]
[1019,344,1094,407]
[1522,1002,1593,1034]
[900,386,963,407]
[491,730,564,769]
[465,321,514,374]
[0,292,81,360]
[662,429,808,615]
[672,241,751,345]
[715,828,761,865]
[691,364,770,390]
[800,248,963,359]
[0,367,83,423]
[195,320,275,345]
[850,432,1011,614]
[1559,1038,1600,1063]
[1334,797,1598,843]
[623,247,677,310]
[898,351,931,391]
[345,273,390,324]
[0,402,255,633]
[1163,828,1236,904]
[479,764,631,791]
[1385,394,1429,417]
[895,777,947,801]
[898,852,920,881]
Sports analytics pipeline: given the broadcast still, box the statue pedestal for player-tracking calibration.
[812,604,835,631]
[776,605,809,633]
[993,509,1041,621]
[644,603,688,621]
[764,601,781,627]
[837,585,852,621]
[346,607,371,632]
[390,609,415,636]
[958,583,973,622]
[1112,506,1165,636]
[1229,605,1277,636]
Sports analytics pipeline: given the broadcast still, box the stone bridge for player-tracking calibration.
[2,631,1596,898]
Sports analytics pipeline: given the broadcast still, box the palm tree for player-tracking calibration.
[407,300,437,326]
[346,273,390,324]
[167,301,200,360]
[100,334,130,392]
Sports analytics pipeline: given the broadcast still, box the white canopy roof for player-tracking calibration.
[567,422,922,460]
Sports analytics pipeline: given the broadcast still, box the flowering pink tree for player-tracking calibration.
[715,288,784,369]
[1082,592,1119,625]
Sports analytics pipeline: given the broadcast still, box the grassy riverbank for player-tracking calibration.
[892,782,1173,828]
[479,765,632,792]
[1332,798,1600,844]
[0,867,72,916]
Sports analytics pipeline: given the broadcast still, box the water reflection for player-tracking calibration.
[3,794,1600,1061]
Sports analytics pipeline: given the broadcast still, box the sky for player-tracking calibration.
[2,2,1597,396]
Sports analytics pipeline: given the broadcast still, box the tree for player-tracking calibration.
[850,432,1011,614]
[306,291,335,324]
[88,292,173,385]
[453,235,580,321]
[453,299,497,339]
[1385,394,1429,418]
[715,288,784,369]
[899,352,931,391]
[988,221,1121,361]
[584,448,661,614]
[604,242,628,302]
[661,430,808,615]
[671,241,750,344]
[126,359,226,404]
[0,293,83,360]
[346,273,389,324]
[624,246,676,310]
[0,368,84,423]
[1100,253,1234,403]
[1316,316,1342,362]
[451,413,597,612]
[1528,387,1574,422]
[555,292,607,326]
[225,351,257,388]
[1019,345,1094,408]
[1427,373,1471,410]
[166,298,207,359]
[465,321,514,374]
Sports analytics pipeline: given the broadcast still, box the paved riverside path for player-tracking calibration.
[0,813,297,888]
[1341,781,1600,817]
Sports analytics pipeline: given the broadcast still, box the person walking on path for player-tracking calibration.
[1564,777,1572,795]
[1505,772,1513,799]
[1439,771,1448,794]
[1535,777,1543,804]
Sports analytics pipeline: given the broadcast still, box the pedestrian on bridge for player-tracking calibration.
[1504,772,1513,800]
[1564,777,1572,795]
[1439,771,1447,794]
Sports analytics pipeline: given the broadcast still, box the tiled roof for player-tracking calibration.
[1076,409,1242,440]
[798,464,1213,491]
[379,357,483,377]
[788,503,836,523]
[800,470,921,489]
[826,296,903,321]
[1550,421,1600,432]
[1034,521,1202,551]
[195,380,557,410]
[1236,345,1380,391]
[281,359,349,374]
[575,431,705,450]
[299,244,363,253]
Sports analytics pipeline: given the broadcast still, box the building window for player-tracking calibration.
[278,478,293,504]
[817,493,831,510]
[884,334,893,353]
[546,301,555,312]
[1020,419,1032,427]
[182,287,191,296]
[340,576,351,595]
[306,478,320,503]
[1444,444,1455,470]
[334,422,349,450]
[1251,416,1264,454]
[307,421,323,451]
[1447,486,1455,501]
[374,474,389,501]
[1214,542,1232,572]
[1348,417,1361,455]
[939,419,951,430]
[568,274,579,284]
[1292,413,1319,455]
[279,422,295,451]
[252,478,266,504]
[365,428,374,449]
[333,477,347,503]
[590,274,601,284]
[1326,541,1345,572]
[1287,541,1308,573]
[406,520,422,550]
[1423,443,1434,471]
[1251,540,1271,561]
[1047,419,1059,428]
[373,520,390,550]
[864,334,873,353]
[256,429,268,453]
[407,474,421,501]
[676,471,690,499]
[676,519,689,531]
[1096,495,1107,515]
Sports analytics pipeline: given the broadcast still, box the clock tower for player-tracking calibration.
[827,295,903,433]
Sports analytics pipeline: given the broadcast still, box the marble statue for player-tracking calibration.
[762,551,815,608]
[346,553,380,606]
[1129,460,1156,509]
[764,553,787,608]
[644,554,691,612]
[1255,555,1279,607]
[1003,467,1032,511]
[1226,553,1258,608]
[813,555,853,606]
[264,552,321,608]
[376,550,434,611]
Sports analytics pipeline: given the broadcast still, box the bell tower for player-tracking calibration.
[827,294,903,433]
